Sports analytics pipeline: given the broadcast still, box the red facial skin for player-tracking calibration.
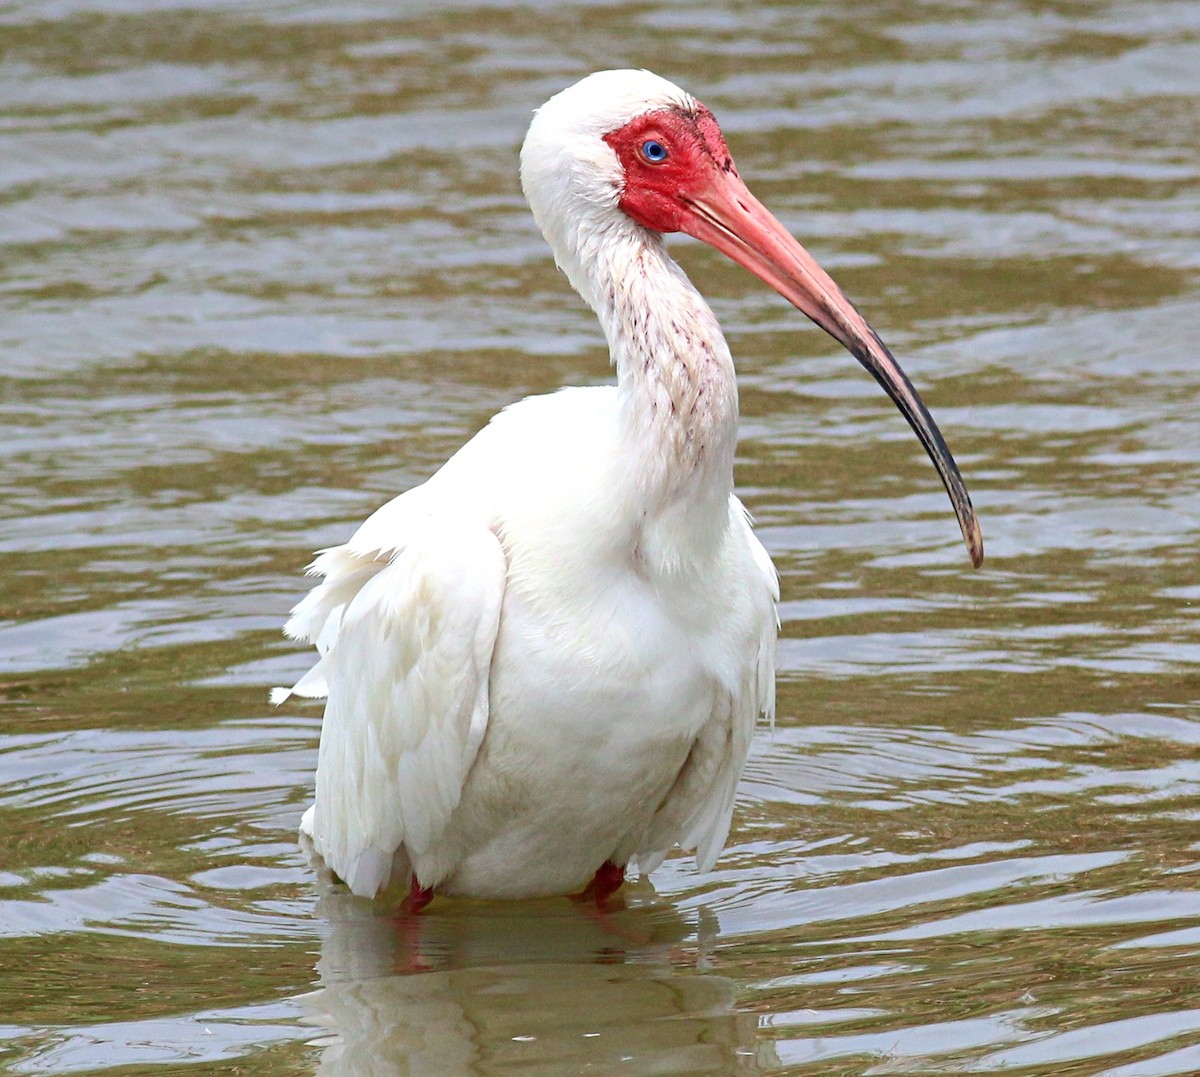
[602,104,736,233]
[602,104,984,569]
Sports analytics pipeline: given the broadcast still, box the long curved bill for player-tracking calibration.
[680,171,983,568]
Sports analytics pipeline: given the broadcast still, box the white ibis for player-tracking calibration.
[274,70,982,907]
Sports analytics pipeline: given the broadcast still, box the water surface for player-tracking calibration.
[2,1,1199,1073]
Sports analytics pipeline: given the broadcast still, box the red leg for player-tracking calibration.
[574,860,626,906]
[390,878,435,974]
[571,861,658,945]
[399,875,435,914]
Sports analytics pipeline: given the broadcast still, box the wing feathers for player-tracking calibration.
[293,520,506,897]
[633,504,778,876]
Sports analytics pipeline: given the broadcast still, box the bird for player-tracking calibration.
[273,69,982,909]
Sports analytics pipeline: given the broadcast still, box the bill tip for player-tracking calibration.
[966,520,984,569]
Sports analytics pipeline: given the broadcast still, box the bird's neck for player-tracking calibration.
[582,227,740,566]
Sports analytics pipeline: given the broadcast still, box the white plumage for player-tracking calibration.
[275,69,979,902]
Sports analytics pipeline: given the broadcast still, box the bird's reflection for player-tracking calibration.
[295,877,773,1075]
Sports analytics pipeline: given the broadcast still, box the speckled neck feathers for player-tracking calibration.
[594,231,738,483]
[582,227,741,570]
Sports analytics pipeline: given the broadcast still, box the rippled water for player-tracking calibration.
[2,1,1199,1073]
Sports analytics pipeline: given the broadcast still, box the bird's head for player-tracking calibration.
[521,71,982,568]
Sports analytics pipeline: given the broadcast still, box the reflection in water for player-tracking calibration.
[299,888,769,1075]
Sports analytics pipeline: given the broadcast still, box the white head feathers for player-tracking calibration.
[519,70,695,302]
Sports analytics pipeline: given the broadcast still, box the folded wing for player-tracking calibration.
[634,502,779,875]
[276,515,507,897]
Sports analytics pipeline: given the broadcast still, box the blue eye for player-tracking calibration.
[641,139,668,162]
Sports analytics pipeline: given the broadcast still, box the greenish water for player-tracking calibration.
[1,1,1198,1073]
